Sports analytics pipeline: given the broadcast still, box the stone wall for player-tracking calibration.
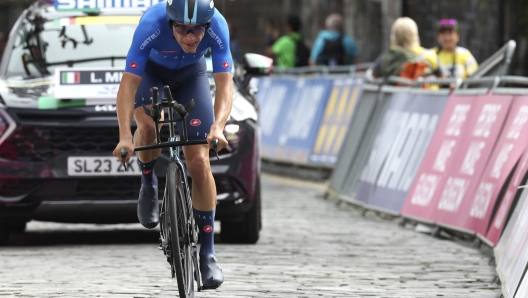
[221,0,401,62]
[1,0,527,74]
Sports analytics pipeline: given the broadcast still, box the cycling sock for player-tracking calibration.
[138,159,157,186]
[193,209,216,255]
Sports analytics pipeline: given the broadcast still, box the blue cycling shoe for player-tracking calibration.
[137,184,159,229]
[200,254,224,289]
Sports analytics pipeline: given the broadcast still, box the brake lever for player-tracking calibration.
[211,139,220,161]
[120,148,128,171]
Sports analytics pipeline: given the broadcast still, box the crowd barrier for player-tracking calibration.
[255,74,365,167]
[254,41,528,297]
[327,76,528,298]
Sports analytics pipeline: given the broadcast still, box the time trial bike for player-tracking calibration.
[120,85,219,298]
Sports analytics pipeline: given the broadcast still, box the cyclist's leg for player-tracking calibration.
[171,57,223,288]
[134,60,168,166]
[133,60,168,229]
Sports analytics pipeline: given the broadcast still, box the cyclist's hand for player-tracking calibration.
[113,138,134,162]
[207,127,228,151]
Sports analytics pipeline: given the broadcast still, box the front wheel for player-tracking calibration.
[167,163,195,297]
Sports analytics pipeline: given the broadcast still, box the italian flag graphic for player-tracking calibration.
[61,72,80,84]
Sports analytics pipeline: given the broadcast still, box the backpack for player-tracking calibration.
[320,34,346,66]
[293,37,310,67]
[380,47,429,87]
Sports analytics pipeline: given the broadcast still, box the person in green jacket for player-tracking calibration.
[266,15,304,69]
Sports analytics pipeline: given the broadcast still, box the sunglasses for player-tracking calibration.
[437,19,459,31]
[172,23,209,35]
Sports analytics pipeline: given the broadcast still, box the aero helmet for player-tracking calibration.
[166,0,215,25]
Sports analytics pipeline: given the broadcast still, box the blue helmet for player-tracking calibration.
[166,0,215,25]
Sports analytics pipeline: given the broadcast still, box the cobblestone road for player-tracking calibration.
[0,174,501,297]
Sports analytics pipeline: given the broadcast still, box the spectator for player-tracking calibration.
[310,13,359,66]
[433,19,478,79]
[229,23,242,64]
[266,15,309,69]
[371,17,442,80]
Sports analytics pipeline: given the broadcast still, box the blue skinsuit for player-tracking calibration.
[124,1,232,140]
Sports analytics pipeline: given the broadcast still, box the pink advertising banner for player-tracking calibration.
[468,96,528,239]
[433,94,513,233]
[401,94,477,222]
[486,148,528,245]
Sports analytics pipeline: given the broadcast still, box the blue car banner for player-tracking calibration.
[256,77,333,164]
[309,78,364,167]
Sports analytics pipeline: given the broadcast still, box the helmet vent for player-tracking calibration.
[187,0,197,21]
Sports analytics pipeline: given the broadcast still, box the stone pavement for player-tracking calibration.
[0,174,501,297]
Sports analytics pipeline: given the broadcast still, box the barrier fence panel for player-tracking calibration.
[401,94,478,223]
[354,91,414,209]
[326,84,381,199]
[487,150,528,245]
[469,96,528,241]
[364,92,449,214]
[310,78,364,167]
[339,89,394,204]
[515,269,528,298]
[257,77,334,165]
[495,187,528,298]
[432,94,513,233]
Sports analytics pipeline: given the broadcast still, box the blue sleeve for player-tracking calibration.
[343,36,359,59]
[310,32,325,63]
[207,10,233,73]
[124,7,163,76]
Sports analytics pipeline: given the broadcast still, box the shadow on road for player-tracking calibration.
[4,230,223,247]
[5,230,160,246]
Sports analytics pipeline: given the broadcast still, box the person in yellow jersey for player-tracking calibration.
[433,19,478,79]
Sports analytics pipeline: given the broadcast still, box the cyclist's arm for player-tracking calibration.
[212,72,233,131]
[206,10,234,147]
[116,11,159,140]
[116,73,142,141]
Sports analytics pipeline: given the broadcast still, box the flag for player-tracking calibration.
[61,72,80,84]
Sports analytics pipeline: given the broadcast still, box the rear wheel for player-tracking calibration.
[221,176,261,244]
[167,163,194,298]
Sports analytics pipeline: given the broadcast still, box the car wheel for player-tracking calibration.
[220,177,261,244]
[0,229,8,246]
[0,222,26,246]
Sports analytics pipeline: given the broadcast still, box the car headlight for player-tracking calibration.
[224,124,240,134]
[221,122,244,153]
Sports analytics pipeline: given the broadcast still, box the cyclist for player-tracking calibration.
[112,0,232,289]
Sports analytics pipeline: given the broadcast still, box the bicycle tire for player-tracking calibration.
[167,162,194,298]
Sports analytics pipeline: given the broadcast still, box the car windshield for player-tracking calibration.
[5,15,138,79]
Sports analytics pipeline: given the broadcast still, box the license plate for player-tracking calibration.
[67,156,140,176]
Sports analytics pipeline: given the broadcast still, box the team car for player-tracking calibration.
[0,1,272,244]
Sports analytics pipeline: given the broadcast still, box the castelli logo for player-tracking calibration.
[203,225,213,233]
[222,62,230,69]
[143,170,152,175]
[130,62,138,69]
[190,119,201,126]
